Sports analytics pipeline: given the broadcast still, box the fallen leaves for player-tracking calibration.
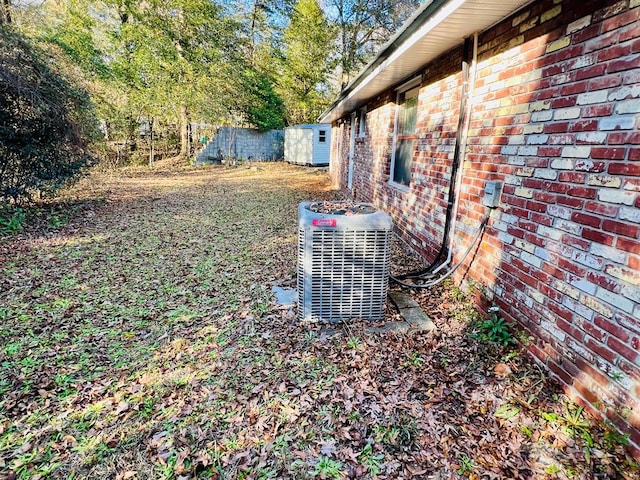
[0,163,637,479]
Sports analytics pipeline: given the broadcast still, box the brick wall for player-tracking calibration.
[330,0,640,454]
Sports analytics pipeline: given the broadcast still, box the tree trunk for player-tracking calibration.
[180,105,191,160]
[1,0,11,24]
[148,117,154,167]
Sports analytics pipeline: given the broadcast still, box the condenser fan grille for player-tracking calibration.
[297,202,392,322]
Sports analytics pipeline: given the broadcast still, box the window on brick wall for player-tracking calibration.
[391,84,419,186]
[358,107,366,137]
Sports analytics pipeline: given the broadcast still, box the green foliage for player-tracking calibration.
[0,27,97,202]
[457,454,474,475]
[240,68,286,130]
[357,444,384,476]
[472,311,515,346]
[278,0,336,124]
[0,206,25,235]
[494,403,520,420]
[313,456,343,479]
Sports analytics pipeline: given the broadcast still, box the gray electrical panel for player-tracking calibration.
[482,181,503,208]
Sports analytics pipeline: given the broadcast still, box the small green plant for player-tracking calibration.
[346,336,361,350]
[603,424,630,450]
[545,464,561,475]
[404,351,425,367]
[358,444,384,476]
[472,308,515,346]
[457,454,474,475]
[0,207,26,235]
[313,456,343,479]
[494,403,520,420]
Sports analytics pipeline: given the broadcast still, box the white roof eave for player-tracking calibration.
[319,0,531,124]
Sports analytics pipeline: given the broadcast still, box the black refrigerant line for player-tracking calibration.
[394,36,474,283]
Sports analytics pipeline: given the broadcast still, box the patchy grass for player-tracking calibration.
[0,162,637,479]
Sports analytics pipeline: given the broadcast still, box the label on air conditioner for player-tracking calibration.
[312,219,337,227]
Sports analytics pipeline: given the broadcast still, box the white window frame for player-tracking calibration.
[390,77,421,189]
[358,107,367,138]
[318,129,327,143]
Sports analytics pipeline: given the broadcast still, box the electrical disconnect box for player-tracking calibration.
[482,181,503,208]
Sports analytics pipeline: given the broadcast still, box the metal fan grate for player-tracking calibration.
[297,201,392,322]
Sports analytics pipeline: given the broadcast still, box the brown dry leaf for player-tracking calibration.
[494,363,512,377]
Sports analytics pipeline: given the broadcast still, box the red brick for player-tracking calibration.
[607,336,638,363]
[544,122,569,134]
[587,74,623,90]
[569,119,599,132]
[548,301,573,321]
[598,44,633,62]
[531,266,551,282]
[587,272,619,292]
[602,9,640,32]
[608,162,640,175]
[583,104,614,118]
[581,319,606,342]
[558,317,585,341]
[582,228,615,246]
[584,201,618,217]
[558,257,586,276]
[616,237,640,255]
[506,225,525,240]
[573,24,601,43]
[602,220,640,238]
[584,337,617,364]
[571,211,602,228]
[607,54,640,73]
[573,356,611,387]
[561,81,588,96]
[547,359,574,386]
[566,186,597,198]
[563,234,590,251]
[525,200,547,213]
[576,64,607,81]
[531,212,553,226]
[523,178,553,190]
[608,132,640,144]
[540,282,564,301]
[518,220,537,233]
[571,378,602,405]
[591,147,627,159]
[595,316,630,342]
[551,96,576,108]
[537,146,563,156]
[630,148,640,161]
[558,172,587,183]
[518,270,538,288]
[527,157,549,168]
[548,183,570,194]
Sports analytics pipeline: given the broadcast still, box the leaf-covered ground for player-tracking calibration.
[1,163,638,479]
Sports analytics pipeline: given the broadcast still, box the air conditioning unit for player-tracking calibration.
[297,201,392,322]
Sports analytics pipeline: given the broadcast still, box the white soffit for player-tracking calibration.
[320,0,531,123]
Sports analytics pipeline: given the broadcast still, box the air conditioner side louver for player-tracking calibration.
[297,201,392,322]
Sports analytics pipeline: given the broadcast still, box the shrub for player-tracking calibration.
[0,26,98,203]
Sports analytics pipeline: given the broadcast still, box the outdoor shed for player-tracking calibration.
[284,124,331,166]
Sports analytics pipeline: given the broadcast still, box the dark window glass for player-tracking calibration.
[393,86,419,186]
